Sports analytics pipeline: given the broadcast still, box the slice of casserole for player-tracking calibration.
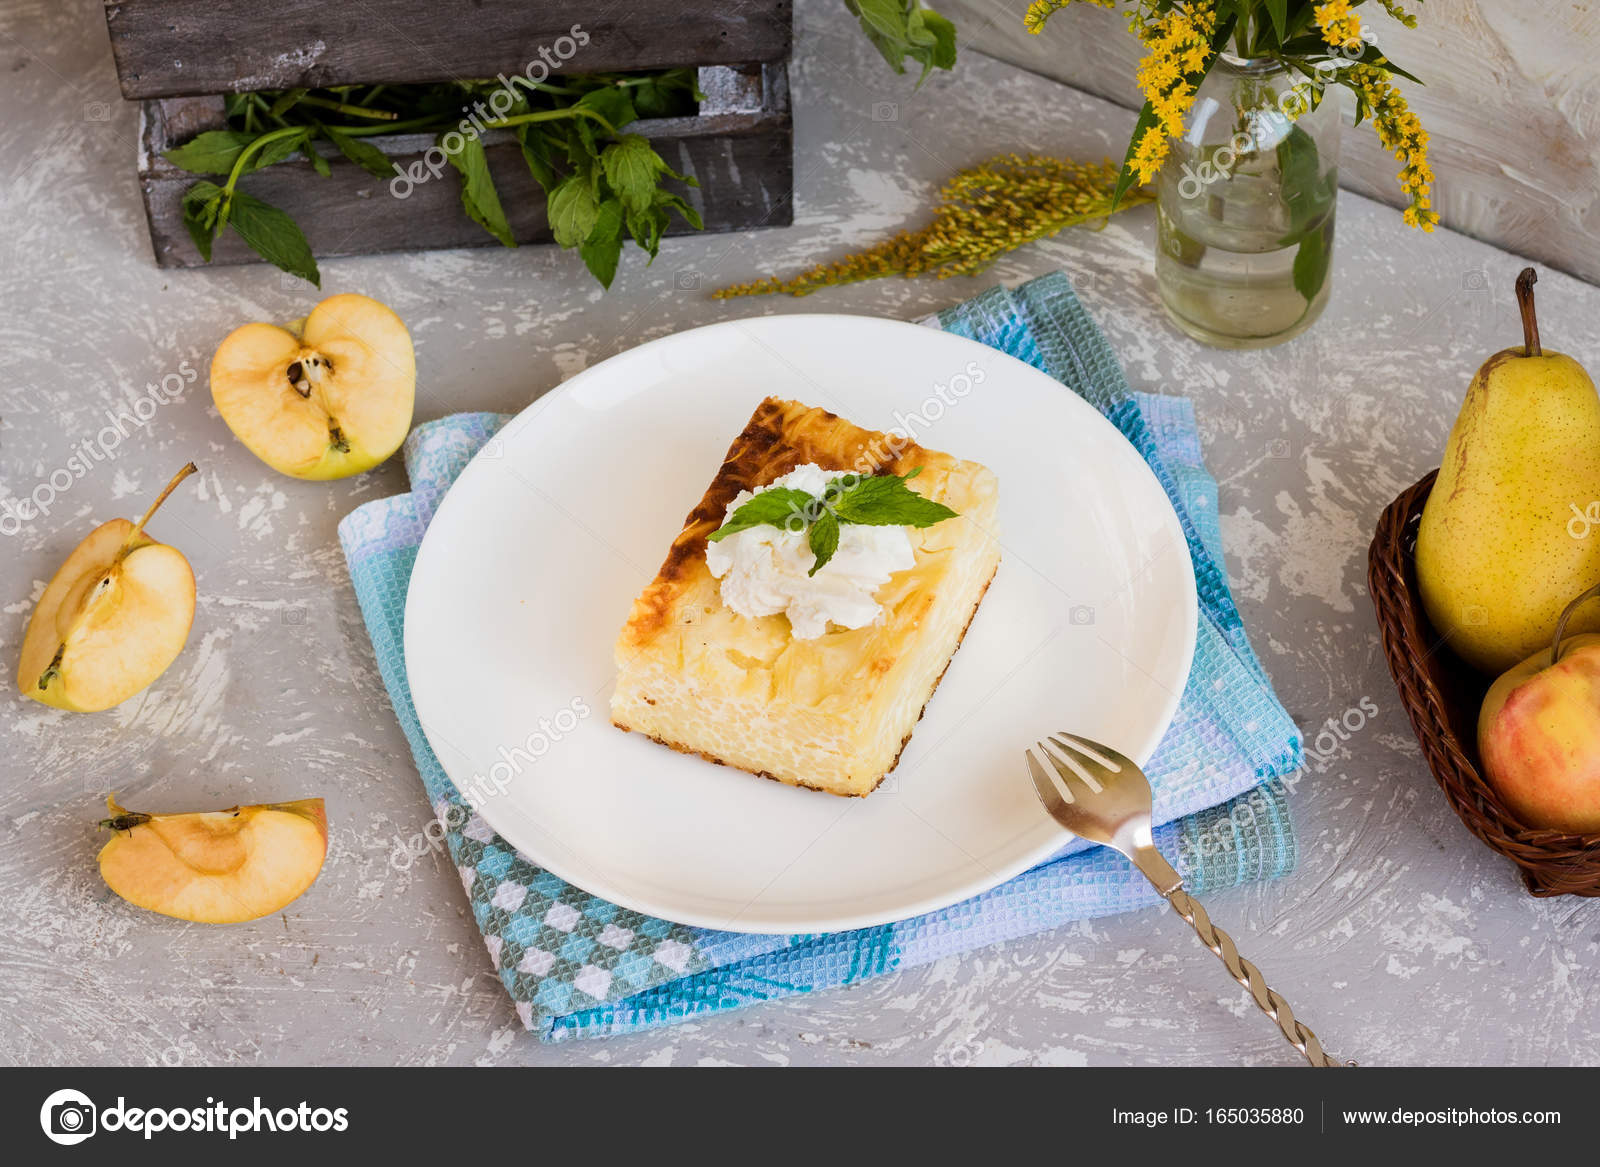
[611,397,1000,797]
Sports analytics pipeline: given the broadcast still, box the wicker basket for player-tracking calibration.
[1369,471,1600,896]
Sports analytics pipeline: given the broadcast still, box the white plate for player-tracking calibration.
[405,315,1196,934]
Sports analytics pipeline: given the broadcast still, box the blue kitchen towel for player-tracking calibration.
[338,271,1302,1041]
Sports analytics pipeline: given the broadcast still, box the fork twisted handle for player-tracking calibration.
[1166,888,1346,1067]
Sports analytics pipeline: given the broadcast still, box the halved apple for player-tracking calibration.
[98,795,328,923]
[210,293,415,480]
[17,464,198,712]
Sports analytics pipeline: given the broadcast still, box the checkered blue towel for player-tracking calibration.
[338,271,1303,1041]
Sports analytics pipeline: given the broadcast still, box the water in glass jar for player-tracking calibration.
[1155,133,1336,349]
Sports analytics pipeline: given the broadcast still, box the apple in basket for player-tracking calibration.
[1478,585,1600,835]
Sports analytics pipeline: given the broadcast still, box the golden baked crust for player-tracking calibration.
[619,398,923,650]
[612,396,1000,797]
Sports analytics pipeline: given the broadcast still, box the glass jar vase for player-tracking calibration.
[1155,54,1343,349]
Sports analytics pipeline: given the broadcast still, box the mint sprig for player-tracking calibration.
[846,1,958,87]
[708,467,958,575]
[166,71,705,292]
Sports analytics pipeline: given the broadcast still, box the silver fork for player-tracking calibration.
[1027,732,1347,1067]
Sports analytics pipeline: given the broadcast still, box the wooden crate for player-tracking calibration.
[105,1,794,268]
[103,0,793,98]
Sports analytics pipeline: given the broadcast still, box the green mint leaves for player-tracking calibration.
[170,125,323,286]
[708,487,817,541]
[828,467,958,526]
[224,190,320,285]
[846,1,958,86]
[707,467,958,576]
[808,511,842,573]
[165,71,705,292]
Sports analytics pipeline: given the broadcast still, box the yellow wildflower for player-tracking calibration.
[1314,1,1362,51]
[1126,2,1215,175]
[716,155,1151,297]
[1023,0,1112,36]
[1022,1,1441,234]
[1128,126,1171,185]
[1375,1,1420,29]
[1025,3,1217,185]
[1350,63,1439,230]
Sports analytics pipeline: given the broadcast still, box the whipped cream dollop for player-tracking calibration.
[705,463,916,639]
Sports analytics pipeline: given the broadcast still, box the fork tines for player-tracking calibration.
[1028,731,1118,800]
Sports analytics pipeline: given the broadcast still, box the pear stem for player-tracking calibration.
[130,462,198,540]
[1516,267,1541,357]
[1550,582,1600,664]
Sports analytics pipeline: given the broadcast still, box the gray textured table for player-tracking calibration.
[4,0,1597,1068]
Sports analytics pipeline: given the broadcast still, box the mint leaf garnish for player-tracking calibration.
[831,466,958,528]
[708,467,957,575]
[706,487,817,542]
[807,511,840,576]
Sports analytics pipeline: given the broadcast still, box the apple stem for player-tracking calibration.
[1550,582,1600,664]
[130,462,198,540]
[1515,267,1541,357]
[38,645,64,691]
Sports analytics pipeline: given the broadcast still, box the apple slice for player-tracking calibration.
[97,795,329,923]
[17,463,198,712]
[210,293,415,480]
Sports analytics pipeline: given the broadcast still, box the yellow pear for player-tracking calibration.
[17,464,198,712]
[98,794,328,923]
[210,293,414,480]
[1415,269,1600,674]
